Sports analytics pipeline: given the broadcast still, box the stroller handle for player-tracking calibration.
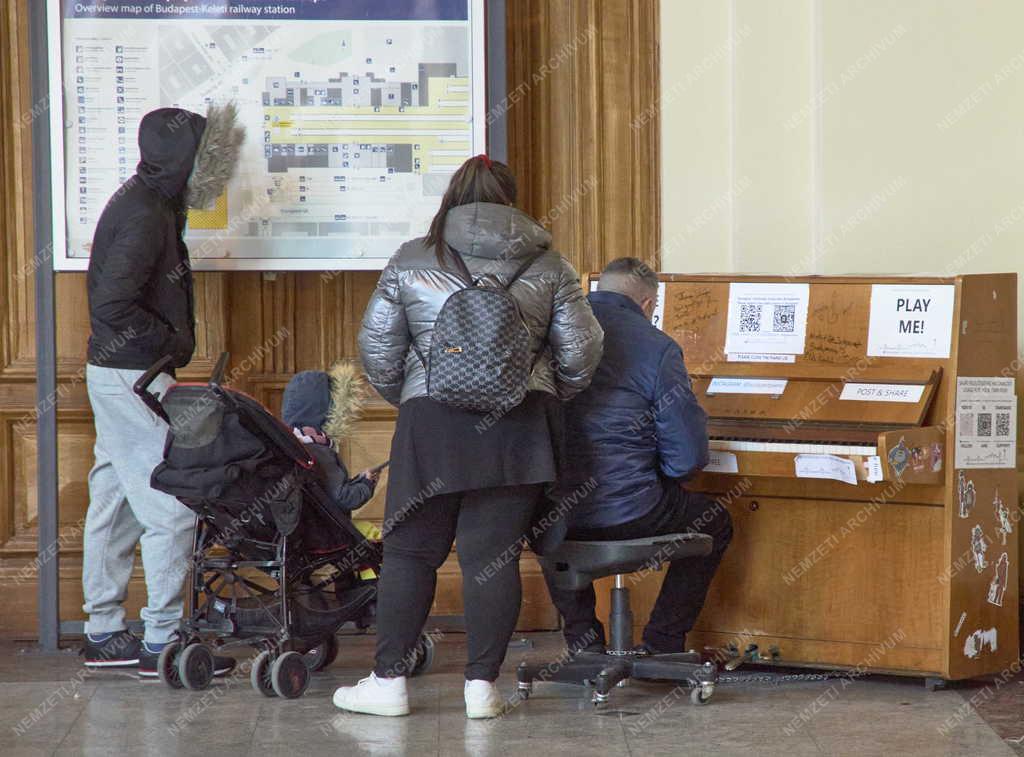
[133,355,174,422]
[210,351,230,387]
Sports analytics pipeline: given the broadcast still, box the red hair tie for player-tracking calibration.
[476,153,492,169]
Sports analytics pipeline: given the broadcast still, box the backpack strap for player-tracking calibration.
[444,244,477,288]
[503,249,546,291]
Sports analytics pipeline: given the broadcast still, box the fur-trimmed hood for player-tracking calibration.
[324,362,366,440]
[185,102,245,210]
[281,362,366,441]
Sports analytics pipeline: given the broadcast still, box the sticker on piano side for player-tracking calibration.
[838,383,925,403]
[970,524,988,573]
[864,456,883,483]
[910,446,927,473]
[957,471,976,518]
[953,612,967,638]
[794,454,858,486]
[930,442,943,472]
[887,438,910,477]
[703,450,739,474]
[707,377,788,396]
[994,488,1013,545]
[986,552,1009,607]
[963,627,997,659]
[954,377,1018,469]
[866,284,955,359]
[726,353,796,364]
[724,282,809,356]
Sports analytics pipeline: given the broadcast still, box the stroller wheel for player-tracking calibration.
[178,644,214,691]
[303,635,339,672]
[271,651,310,699]
[251,650,277,697]
[410,633,435,678]
[158,641,183,689]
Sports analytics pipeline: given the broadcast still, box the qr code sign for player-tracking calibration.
[996,412,1010,437]
[977,413,992,436]
[772,304,796,333]
[739,304,762,333]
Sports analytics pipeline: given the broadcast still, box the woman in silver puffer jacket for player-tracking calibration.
[334,155,602,719]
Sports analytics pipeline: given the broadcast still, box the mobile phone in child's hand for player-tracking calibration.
[360,460,389,483]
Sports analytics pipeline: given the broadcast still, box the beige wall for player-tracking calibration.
[659,0,1024,356]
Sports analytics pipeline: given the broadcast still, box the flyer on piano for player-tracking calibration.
[955,377,1017,469]
[724,283,809,356]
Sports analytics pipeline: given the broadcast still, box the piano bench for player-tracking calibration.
[517,534,719,706]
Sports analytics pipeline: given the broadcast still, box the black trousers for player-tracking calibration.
[374,483,542,681]
[544,484,733,653]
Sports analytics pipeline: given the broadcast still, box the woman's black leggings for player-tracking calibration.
[374,483,542,681]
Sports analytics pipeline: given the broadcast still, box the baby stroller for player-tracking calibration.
[134,353,434,698]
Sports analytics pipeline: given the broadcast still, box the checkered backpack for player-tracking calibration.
[419,245,545,413]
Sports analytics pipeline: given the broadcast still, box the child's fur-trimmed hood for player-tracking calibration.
[185,102,245,210]
[324,362,366,441]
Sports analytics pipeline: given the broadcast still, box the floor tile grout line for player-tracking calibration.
[803,723,827,755]
[247,699,262,752]
[619,709,635,757]
[49,694,88,756]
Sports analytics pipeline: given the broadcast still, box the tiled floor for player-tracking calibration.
[0,633,1020,756]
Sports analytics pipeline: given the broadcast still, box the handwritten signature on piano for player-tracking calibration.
[811,301,854,325]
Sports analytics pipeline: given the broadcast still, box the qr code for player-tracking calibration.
[977,413,992,436]
[772,304,796,333]
[996,412,1010,437]
[959,413,974,433]
[739,303,762,332]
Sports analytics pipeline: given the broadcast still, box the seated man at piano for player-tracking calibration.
[545,257,733,655]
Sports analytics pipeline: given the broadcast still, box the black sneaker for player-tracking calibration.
[138,643,237,679]
[82,630,141,668]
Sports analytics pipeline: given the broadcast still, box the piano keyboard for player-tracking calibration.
[710,439,878,456]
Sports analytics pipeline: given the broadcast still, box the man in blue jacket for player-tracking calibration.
[547,258,732,654]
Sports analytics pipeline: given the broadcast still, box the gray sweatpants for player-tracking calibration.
[82,364,195,644]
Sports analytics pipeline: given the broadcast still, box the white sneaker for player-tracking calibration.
[333,672,409,717]
[464,679,505,719]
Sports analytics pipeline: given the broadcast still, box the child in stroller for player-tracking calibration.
[136,354,433,699]
[281,363,380,524]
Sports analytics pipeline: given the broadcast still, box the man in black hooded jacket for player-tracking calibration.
[82,106,243,677]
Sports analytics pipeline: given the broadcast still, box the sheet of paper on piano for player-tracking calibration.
[839,382,926,402]
[955,377,1017,469]
[794,454,858,485]
[704,450,738,473]
[865,455,884,483]
[724,282,809,355]
[707,377,788,395]
[866,284,955,358]
[726,352,796,363]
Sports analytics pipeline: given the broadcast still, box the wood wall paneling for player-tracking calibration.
[0,0,660,636]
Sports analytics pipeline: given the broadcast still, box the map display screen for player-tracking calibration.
[51,1,486,270]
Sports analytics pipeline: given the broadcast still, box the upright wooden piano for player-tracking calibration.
[587,273,1019,684]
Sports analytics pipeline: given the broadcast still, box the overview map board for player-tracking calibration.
[50,1,487,270]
